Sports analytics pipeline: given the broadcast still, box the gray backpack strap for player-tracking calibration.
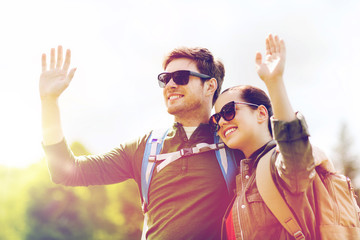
[155,141,226,172]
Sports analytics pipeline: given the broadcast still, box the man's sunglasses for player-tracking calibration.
[209,101,260,132]
[157,70,212,88]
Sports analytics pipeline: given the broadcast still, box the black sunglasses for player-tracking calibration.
[157,70,212,88]
[209,101,260,132]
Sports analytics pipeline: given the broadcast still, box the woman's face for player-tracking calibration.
[214,90,259,150]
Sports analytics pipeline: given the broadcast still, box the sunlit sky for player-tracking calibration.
[0,0,359,169]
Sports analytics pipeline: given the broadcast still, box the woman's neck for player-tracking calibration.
[242,134,273,159]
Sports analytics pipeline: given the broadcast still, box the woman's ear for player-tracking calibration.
[205,78,218,96]
[257,105,268,124]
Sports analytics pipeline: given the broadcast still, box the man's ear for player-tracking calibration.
[257,105,268,124]
[205,78,218,96]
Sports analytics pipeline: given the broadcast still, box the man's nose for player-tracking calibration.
[165,78,178,88]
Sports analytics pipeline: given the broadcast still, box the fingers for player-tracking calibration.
[42,46,72,72]
[41,53,47,72]
[268,34,276,54]
[65,68,77,86]
[63,49,71,72]
[274,35,280,53]
[266,34,284,55]
[50,48,56,69]
[279,39,286,56]
[56,45,63,69]
[255,51,262,66]
[265,38,271,56]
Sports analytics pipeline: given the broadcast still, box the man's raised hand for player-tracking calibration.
[39,46,76,100]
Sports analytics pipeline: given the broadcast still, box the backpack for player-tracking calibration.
[256,146,360,240]
[140,128,238,212]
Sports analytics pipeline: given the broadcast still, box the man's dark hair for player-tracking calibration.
[163,47,225,105]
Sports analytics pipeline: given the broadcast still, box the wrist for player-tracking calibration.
[266,75,283,83]
[264,76,284,91]
[40,96,59,106]
[40,93,59,102]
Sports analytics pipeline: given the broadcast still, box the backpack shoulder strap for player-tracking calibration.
[141,128,169,210]
[256,149,305,240]
[214,133,237,194]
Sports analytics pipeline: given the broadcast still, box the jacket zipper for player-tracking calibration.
[236,198,244,240]
[236,160,247,240]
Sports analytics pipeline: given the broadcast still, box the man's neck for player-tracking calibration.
[172,102,212,127]
[175,117,208,127]
[174,111,211,127]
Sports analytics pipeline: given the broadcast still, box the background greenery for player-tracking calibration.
[1,142,143,240]
[1,123,359,240]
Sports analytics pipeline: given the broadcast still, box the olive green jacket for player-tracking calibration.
[43,122,238,240]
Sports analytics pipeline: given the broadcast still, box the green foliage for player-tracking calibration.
[332,122,360,207]
[0,141,143,240]
[333,123,359,181]
[0,166,32,240]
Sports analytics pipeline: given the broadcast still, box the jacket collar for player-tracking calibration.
[250,140,277,169]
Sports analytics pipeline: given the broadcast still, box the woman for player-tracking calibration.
[210,35,317,239]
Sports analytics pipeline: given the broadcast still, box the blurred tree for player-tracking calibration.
[105,181,143,239]
[26,183,93,240]
[21,141,143,240]
[0,166,30,240]
[333,123,359,183]
[332,122,360,206]
[70,141,143,238]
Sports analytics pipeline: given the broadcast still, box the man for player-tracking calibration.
[40,46,236,239]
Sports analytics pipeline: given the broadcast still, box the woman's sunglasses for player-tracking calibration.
[209,101,260,132]
[157,70,212,88]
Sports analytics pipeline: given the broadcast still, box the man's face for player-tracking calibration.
[163,58,207,118]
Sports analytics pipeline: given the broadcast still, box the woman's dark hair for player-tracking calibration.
[222,85,273,136]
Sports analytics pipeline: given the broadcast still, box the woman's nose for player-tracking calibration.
[218,116,227,129]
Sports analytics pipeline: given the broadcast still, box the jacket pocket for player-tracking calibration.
[245,189,279,228]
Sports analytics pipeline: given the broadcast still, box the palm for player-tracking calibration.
[40,69,69,98]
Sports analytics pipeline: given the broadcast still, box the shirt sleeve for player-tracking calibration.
[42,134,149,187]
[271,112,316,194]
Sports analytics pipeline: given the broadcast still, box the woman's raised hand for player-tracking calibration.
[255,34,286,84]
